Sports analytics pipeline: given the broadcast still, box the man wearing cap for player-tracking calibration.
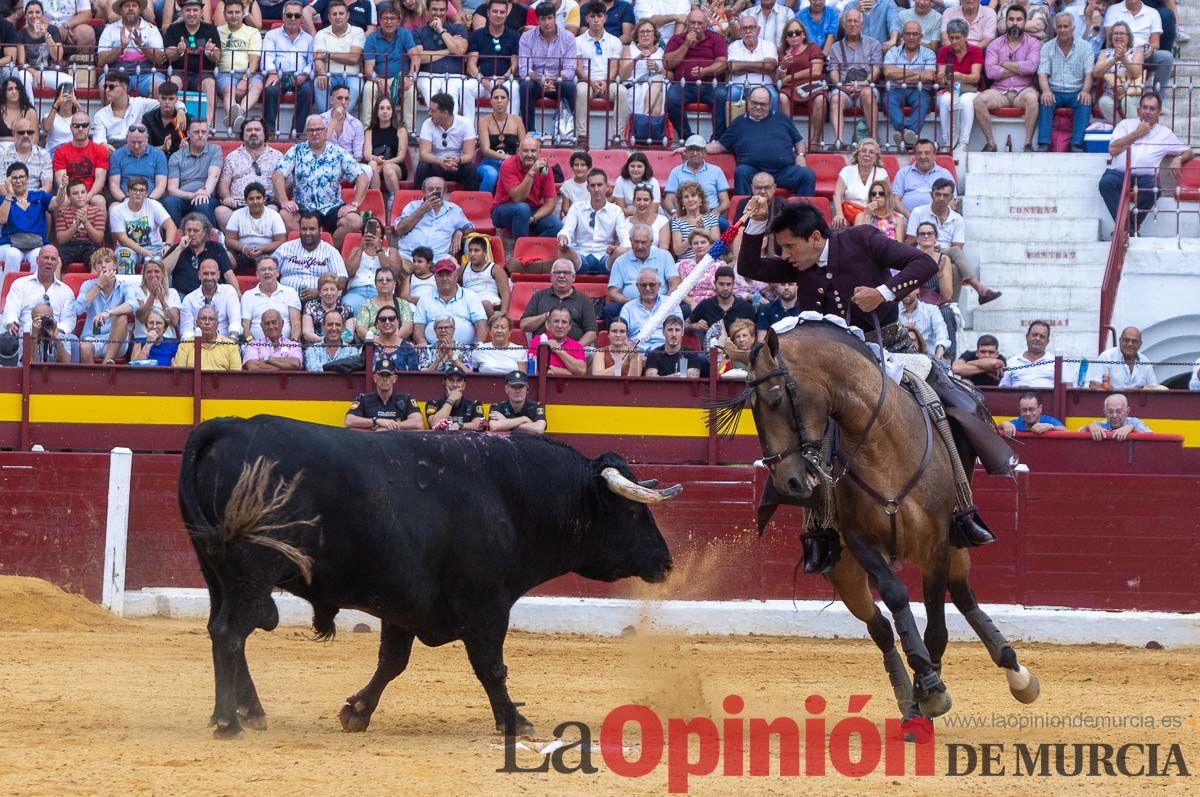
[412,259,489,347]
[665,136,732,230]
[425,364,487,430]
[488,371,547,434]
[97,0,165,97]
[344,356,425,430]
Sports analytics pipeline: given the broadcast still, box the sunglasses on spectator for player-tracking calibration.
[72,122,90,128]
[786,30,803,37]
[15,129,34,135]
[377,316,398,323]
[917,230,937,236]
[593,40,603,55]
[869,191,885,197]
[284,12,302,18]
[127,125,147,132]
[491,36,502,51]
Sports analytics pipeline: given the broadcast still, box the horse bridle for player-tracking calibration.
[748,320,933,520]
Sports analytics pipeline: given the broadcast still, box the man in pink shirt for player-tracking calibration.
[491,134,562,254]
[529,306,587,374]
[1100,91,1193,232]
[974,4,1042,152]
[941,0,996,48]
[242,309,304,370]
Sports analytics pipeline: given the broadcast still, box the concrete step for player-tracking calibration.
[967,172,1106,200]
[972,304,1102,331]
[961,194,1110,221]
[969,290,1104,316]
[969,240,1111,264]
[969,217,1100,243]
[965,151,1110,176]
[979,262,1106,285]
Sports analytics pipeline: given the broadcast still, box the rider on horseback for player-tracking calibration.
[736,197,1016,573]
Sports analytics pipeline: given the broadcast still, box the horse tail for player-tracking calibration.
[219,457,320,585]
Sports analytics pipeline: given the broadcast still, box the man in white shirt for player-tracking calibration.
[634,0,689,40]
[907,177,1002,304]
[272,211,349,301]
[92,70,165,151]
[1099,91,1192,233]
[313,0,366,114]
[262,0,317,138]
[40,0,96,56]
[575,2,626,143]
[1103,0,1172,94]
[999,320,1065,388]
[727,14,779,113]
[97,0,165,97]
[180,259,242,338]
[1,247,75,335]
[557,167,631,274]
[748,0,792,48]
[239,257,302,340]
[413,93,480,190]
[1090,325,1163,390]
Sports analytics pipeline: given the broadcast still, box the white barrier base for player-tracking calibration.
[121,589,1200,649]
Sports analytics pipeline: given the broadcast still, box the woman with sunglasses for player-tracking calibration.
[912,220,953,305]
[0,78,37,144]
[364,95,410,197]
[355,267,412,342]
[15,1,72,99]
[42,84,82,155]
[776,20,824,118]
[0,161,66,273]
[371,305,420,371]
[853,179,905,242]
[477,84,525,194]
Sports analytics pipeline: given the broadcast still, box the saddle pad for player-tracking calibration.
[890,352,934,382]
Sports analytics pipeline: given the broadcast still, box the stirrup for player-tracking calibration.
[801,528,841,575]
[950,508,996,548]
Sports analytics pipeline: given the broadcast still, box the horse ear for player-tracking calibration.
[764,328,780,361]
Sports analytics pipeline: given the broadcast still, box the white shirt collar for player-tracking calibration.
[818,240,830,268]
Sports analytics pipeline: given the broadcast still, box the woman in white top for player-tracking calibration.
[831,137,888,230]
[132,259,181,340]
[473,313,527,375]
[41,83,80,154]
[458,233,510,317]
[627,185,669,250]
[344,217,401,314]
[224,182,286,271]
[611,151,662,217]
[617,19,666,122]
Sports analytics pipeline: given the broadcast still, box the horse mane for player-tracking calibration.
[706,321,882,437]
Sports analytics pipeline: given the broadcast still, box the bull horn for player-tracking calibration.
[602,468,682,504]
[637,479,659,489]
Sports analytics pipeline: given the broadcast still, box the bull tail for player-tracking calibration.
[220,457,320,585]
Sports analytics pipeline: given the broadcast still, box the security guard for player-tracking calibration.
[344,356,425,431]
[425,365,486,430]
[487,371,547,434]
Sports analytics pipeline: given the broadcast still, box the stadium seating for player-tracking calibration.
[237,275,259,294]
[340,233,362,264]
[1175,160,1200,202]
[512,237,559,266]
[453,191,496,234]
[389,189,425,220]
[727,195,833,225]
[342,188,387,221]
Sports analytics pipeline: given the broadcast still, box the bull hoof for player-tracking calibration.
[1006,665,1041,704]
[918,689,952,719]
[212,720,244,740]
[338,700,373,733]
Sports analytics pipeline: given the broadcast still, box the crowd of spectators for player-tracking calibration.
[0,0,1194,407]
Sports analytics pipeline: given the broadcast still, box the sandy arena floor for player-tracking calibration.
[0,577,1196,796]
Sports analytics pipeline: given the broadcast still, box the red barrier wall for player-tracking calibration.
[4,453,1197,613]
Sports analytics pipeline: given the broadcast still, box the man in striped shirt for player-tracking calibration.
[1036,13,1095,152]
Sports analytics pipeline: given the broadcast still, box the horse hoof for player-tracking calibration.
[496,719,537,738]
[212,721,244,740]
[918,689,952,718]
[240,712,268,731]
[1006,665,1040,704]
[338,701,372,733]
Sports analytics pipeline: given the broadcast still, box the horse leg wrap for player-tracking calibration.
[910,377,974,513]
[882,647,916,717]
[963,607,1014,668]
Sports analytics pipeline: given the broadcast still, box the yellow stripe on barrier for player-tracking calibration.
[29,394,193,425]
[0,392,21,423]
[201,399,352,427]
[546,404,758,437]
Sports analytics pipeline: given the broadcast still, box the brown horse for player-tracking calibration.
[716,320,1040,726]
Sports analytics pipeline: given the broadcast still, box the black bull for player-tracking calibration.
[179,415,681,738]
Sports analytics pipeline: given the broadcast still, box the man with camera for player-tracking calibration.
[2,246,75,337]
[392,176,473,268]
[28,302,75,364]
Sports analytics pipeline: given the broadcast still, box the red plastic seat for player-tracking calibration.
[880,155,900,179]
[643,149,681,183]
[590,150,628,182]
[542,148,576,181]
[237,275,259,294]
[389,189,425,220]
[63,261,88,274]
[508,280,547,319]
[340,232,363,264]
[1175,160,1200,202]
[217,140,241,157]
[452,190,496,234]
[63,273,92,297]
[343,187,386,220]
[808,153,845,199]
[935,155,957,183]
[1,271,28,307]
[512,237,559,265]
[709,153,736,185]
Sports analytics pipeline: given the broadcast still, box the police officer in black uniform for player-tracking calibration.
[344,356,425,431]
[487,371,547,434]
[425,365,486,430]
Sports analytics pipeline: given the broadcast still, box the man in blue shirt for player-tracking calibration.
[1080,393,1153,441]
[999,392,1065,437]
[890,139,954,215]
[107,126,169,202]
[708,87,816,196]
[362,4,417,127]
[754,281,800,341]
[618,268,670,351]
[605,224,679,324]
[796,0,840,50]
[843,0,902,50]
[72,257,140,364]
[602,0,636,43]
